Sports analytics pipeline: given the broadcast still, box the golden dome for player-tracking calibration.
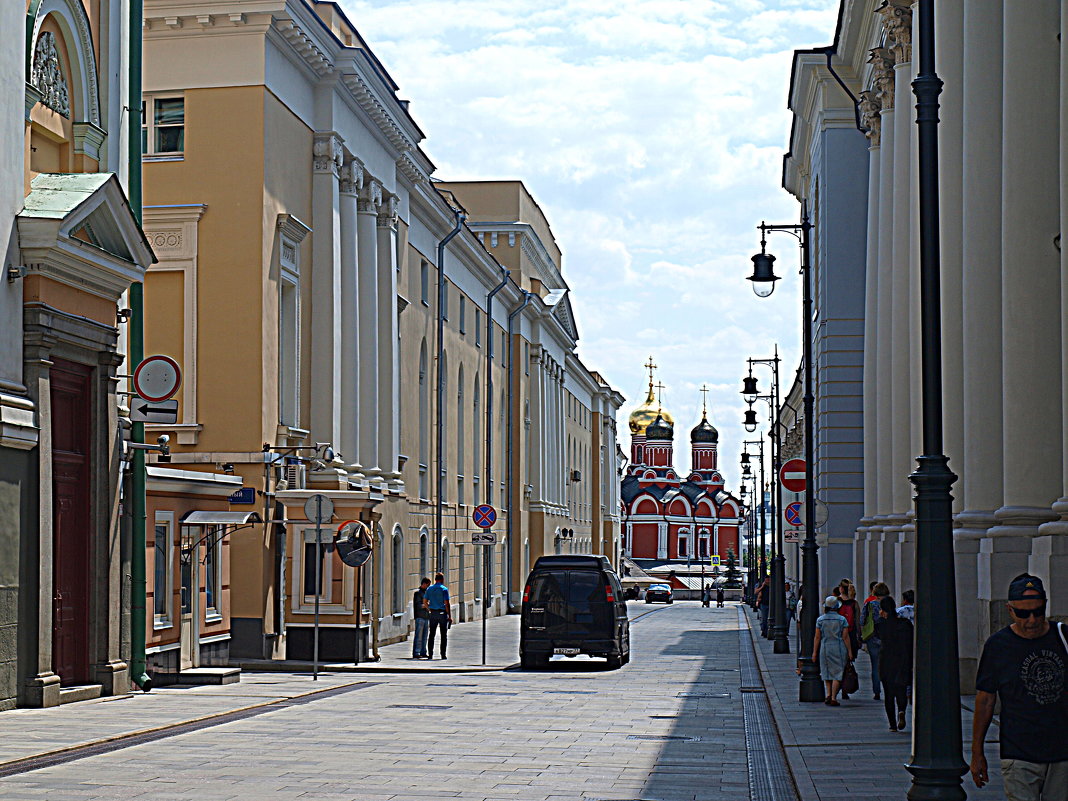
[629,384,674,435]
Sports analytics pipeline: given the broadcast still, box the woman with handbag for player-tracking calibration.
[813,595,853,705]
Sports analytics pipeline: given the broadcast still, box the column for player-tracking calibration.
[377,195,402,490]
[356,179,381,479]
[958,0,1003,691]
[310,132,344,448]
[986,0,1062,636]
[1033,0,1068,621]
[871,45,896,590]
[858,89,882,592]
[339,157,362,479]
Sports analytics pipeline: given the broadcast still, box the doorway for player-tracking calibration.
[50,359,92,686]
[179,540,198,670]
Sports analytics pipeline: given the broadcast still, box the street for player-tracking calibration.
[0,603,760,801]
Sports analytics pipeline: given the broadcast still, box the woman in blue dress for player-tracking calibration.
[813,595,853,706]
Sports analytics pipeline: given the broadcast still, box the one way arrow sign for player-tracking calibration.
[130,398,178,424]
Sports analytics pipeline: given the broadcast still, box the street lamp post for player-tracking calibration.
[747,208,822,702]
[744,353,788,653]
[904,3,966,798]
[741,438,766,616]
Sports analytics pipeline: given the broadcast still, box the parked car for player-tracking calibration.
[645,583,673,604]
[520,555,631,670]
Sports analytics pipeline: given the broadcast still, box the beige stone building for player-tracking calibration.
[139,0,623,667]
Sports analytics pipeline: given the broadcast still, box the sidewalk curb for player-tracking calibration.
[0,679,369,776]
[745,608,820,801]
[234,659,519,674]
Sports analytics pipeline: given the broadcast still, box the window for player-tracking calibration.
[457,365,465,506]
[442,283,449,320]
[475,309,482,346]
[153,512,174,626]
[419,529,430,578]
[679,533,689,558]
[205,527,222,618]
[419,340,429,499]
[459,296,466,333]
[278,237,301,427]
[392,527,405,614]
[303,537,328,600]
[420,261,430,305]
[524,342,529,375]
[142,96,185,156]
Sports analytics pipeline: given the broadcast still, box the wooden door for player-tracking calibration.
[50,359,93,686]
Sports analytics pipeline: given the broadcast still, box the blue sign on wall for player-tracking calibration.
[229,487,256,505]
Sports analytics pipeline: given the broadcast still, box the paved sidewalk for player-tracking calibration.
[744,607,1004,801]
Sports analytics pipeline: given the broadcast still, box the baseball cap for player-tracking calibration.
[1008,574,1047,601]
[824,595,840,609]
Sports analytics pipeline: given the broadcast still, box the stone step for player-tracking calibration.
[157,667,241,686]
[58,684,103,705]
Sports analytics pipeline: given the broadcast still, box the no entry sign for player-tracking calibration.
[779,458,807,493]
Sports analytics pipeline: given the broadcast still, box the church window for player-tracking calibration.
[142,95,185,156]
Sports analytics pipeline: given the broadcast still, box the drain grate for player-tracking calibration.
[388,704,452,710]
[740,686,767,693]
[627,734,701,743]
[676,691,731,698]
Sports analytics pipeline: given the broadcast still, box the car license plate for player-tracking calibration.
[554,648,580,655]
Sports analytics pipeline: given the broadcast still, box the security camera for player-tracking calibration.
[157,434,170,446]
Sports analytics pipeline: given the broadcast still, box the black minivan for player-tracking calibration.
[520,555,630,669]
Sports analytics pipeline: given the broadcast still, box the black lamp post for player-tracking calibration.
[742,438,766,613]
[747,209,821,702]
[904,3,965,798]
[744,354,788,653]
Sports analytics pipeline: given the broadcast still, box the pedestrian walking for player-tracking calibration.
[896,589,915,622]
[785,582,798,631]
[874,595,913,732]
[756,576,770,637]
[838,580,862,655]
[424,572,452,660]
[702,584,711,608]
[813,595,852,706]
[411,577,431,659]
[716,586,724,608]
[860,581,891,700]
[971,574,1068,800]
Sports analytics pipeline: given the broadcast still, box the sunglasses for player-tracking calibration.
[1009,604,1047,619]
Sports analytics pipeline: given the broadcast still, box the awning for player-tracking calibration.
[181,511,261,526]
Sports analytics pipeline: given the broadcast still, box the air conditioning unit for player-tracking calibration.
[285,462,306,490]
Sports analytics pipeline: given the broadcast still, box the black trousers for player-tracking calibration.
[882,679,908,726]
[428,611,449,657]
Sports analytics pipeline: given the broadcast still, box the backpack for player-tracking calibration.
[861,599,879,641]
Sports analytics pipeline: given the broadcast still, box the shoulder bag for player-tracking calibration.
[842,660,860,695]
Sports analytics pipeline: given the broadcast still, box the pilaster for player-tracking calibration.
[339,157,363,481]
[376,194,402,492]
[356,179,382,481]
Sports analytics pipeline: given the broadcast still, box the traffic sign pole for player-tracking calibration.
[470,505,498,667]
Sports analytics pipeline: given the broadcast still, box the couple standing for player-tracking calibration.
[412,573,452,660]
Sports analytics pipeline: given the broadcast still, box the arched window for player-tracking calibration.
[419,528,429,579]
[457,364,465,505]
[418,340,429,499]
[392,526,404,613]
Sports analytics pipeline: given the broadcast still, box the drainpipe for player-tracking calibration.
[505,291,532,611]
[817,46,865,135]
[434,208,465,573]
[484,267,509,506]
[128,0,150,691]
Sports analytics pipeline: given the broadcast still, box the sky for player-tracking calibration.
[341,0,840,489]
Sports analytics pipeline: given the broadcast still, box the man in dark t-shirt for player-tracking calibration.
[971,574,1068,800]
[411,577,431,659]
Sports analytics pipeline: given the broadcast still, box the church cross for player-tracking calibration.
[655,381,666,411]
[644,356,657,392]
[700,384,709,417]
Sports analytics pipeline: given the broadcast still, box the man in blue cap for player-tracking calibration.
[971,574,1068,800]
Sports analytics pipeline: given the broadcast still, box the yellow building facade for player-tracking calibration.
[140,0,623,666]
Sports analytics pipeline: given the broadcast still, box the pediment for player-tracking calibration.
[547,289,579,341]
[18,173,155,299]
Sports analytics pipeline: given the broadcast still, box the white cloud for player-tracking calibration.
[342,0,837,483]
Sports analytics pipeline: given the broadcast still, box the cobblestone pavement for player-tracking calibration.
[744,606,1004,801]
[0,603,754,801]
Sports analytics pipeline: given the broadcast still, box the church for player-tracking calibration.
[621,364,742,569]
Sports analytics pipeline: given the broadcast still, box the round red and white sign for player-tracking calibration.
[779,458,807,493]
[133,355,181,403]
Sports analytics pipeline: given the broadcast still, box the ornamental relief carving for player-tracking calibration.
[312,132,344,176]
[358,180,382,213]
[868,47,896,110]
[858,90,882,145]
[877,0,913,63]
[31,32,71,117]
[149,230,183,250]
